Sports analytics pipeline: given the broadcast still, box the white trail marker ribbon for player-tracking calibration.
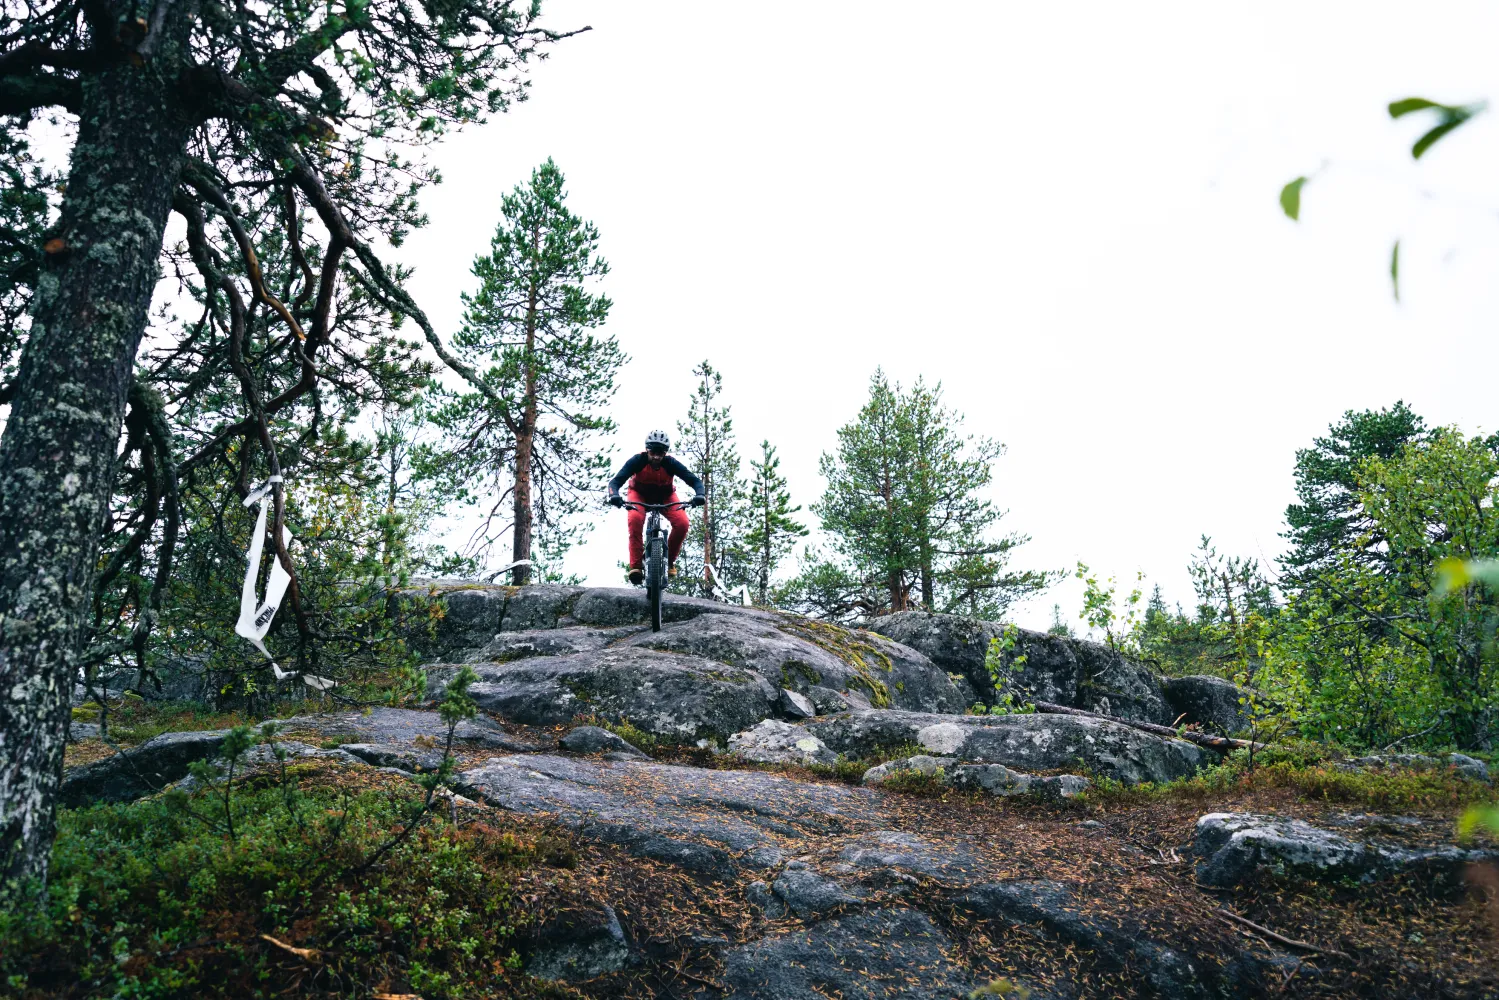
[235,477,336,691]
[705,561,752,606]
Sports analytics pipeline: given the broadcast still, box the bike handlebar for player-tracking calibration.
[616,500,694,512]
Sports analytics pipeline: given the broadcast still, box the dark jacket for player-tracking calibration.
[607,452,706,504]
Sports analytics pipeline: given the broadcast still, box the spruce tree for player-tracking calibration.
[435,160,622,584]
[674,361,748,598]
[744,441,807,605]
[1280,402,1427,586]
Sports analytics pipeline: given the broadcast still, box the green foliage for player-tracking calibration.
[806,756,882,784]
[0,0,579,885]
[1458,804,1499,840]
[583,716,670,757]
[1076,562,1144,653]
[120,428,437,708]
[1388,96,1487,159]
[1284,95,1485,291]
[1436,557,1499,594]
[971,630,1035,715]
[71,4,570,708]
[1046,603,1075,638]
[673,360,750,598]
[1089,753,1496,812]
[1280,402,1428,587]
[1,660,549,997]
[1390,238,1401,302]
[1135,585,1227,677]
[438,663,480,730]
[805,743,930,784]
[1262,427,1499,750]
[1130,538,1278,683]
[809,370,1053,619]
[0,783,560,998]
[434,158,621,583]
[772,548,881,623]
[876,767,952,797]
[0,126,53,384]
[970,979,1032,999]
[744,440,808,606]
[1279,176,1307,220]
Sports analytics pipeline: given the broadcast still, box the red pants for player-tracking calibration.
[626,489,690,568]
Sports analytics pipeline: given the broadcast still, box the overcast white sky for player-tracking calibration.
[397,2,1499,628]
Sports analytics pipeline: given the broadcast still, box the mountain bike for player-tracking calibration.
[619,499,693,632]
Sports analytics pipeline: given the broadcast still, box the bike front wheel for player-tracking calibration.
[645,535,665,632]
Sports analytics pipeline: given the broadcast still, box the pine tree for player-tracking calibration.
[0,0,567,882]
[902,378,1051,618]
[815,370,918,613]
[436,160,622,585]
[815,371,1053,618]
[674,361,748,597]
[1048,603,1076,638]
[744,441,808,605]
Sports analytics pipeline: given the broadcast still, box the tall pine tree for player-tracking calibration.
[674,361,748,597]
[0,0,566,886]
[744,441,807,605]
[436,160,623,584]
[815,371,920,613]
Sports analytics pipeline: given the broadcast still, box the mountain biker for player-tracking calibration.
[606,430,706,586]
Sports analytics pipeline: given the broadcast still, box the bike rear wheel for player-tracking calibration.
[645,534,665,632]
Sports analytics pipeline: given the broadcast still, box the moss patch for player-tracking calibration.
[778,619,894,708]
[779,660,822,688]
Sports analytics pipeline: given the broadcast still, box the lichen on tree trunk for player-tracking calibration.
[0,58,191,886]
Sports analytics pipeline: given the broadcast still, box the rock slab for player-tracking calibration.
[807,709,1212,785]
[728,719,839,767]
[1194,811,1499,887]
[861,755,1091,799]
[1162,675,1251,734]
[866,610,1173,723]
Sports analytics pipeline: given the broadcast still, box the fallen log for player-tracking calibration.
[1032,701,1269,753]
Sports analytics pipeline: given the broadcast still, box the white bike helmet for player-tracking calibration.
[645,430,670,451]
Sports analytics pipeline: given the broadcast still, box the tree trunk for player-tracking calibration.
[888,569,905,614]
[919,533,934,611]
[511,279,538,587]
[701,382,714,597]
[0,59,192,885]
[880,441,902,614]
[758,489,770,606]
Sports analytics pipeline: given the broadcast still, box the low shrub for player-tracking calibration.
[1087,755,1499,812]
[71,695,319,746]
[875,768,953,797]
[0,781,572,999]
[807,757,872,784]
